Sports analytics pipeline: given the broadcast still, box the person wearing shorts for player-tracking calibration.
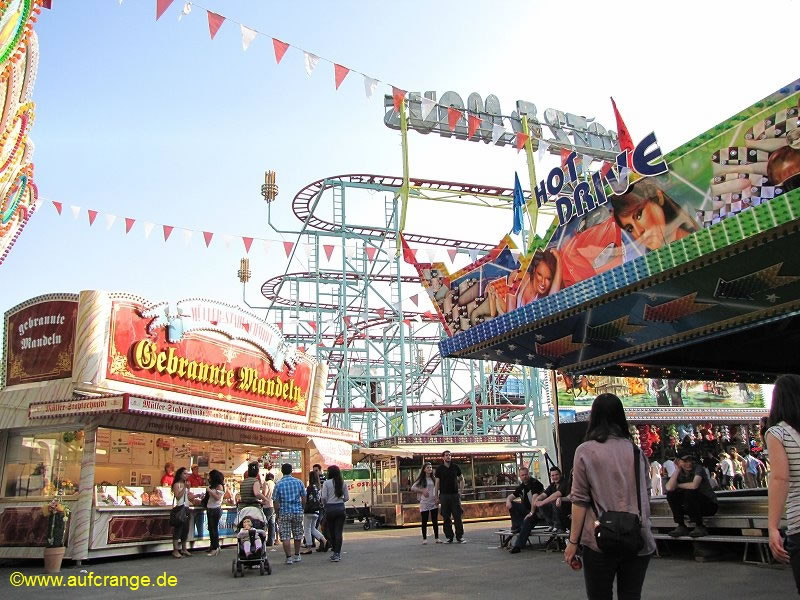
[273,463,306,565]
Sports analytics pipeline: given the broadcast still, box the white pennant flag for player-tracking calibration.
[345,245,356,259]
[262,239,272,253]
[303,243,314,257]
[491,122,506,145]
[223,234,233,248]
[582,154,592,175]
[468,249,480,262]
[178,2,191,21]
[421,97,436,120]
[537,140,549,161]
[363,76,377,98]
[143,222,154,239]
[240,25,257,51]
[183,229,193,247]
[426,248,439,263]
[104,214,117,230]
[304,52,319,76]
[70,205,80,220]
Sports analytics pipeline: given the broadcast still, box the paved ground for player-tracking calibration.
[0,523,794,599]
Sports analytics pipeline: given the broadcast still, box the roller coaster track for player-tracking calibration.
[268,173,529,428]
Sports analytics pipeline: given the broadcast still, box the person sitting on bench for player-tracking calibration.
[666,453,718,538]
[505,467,544,554]
[533,466,571,533]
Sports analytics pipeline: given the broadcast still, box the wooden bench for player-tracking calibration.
[651,529,772,564]
[495,526,568,552]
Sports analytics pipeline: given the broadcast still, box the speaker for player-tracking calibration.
[558,422,589,478]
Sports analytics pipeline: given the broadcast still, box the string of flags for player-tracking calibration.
[48,200,479,264]
[150,0,566,155]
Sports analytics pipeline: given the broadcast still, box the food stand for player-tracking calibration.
[362,435,546,526]
[0,291,359,561]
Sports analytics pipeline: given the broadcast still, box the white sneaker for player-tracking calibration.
[292,554,301,563]
[422,539,428,545]
[285,557,293,565]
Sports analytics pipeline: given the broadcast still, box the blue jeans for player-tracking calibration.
[786,533,800,595]
[206,507,222,550]
[263,507,276,546]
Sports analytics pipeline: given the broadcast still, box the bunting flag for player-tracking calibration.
[182,229,192,246]
[272,38,289,64]
[206,11,225,40]
[363,76,377,98]
[178,2,191,20]
[203,231,213,247]
[343,316,351,327]
[125,217,136,234]
[223,233,233,248]
[447,248,458,262]
[403,319,412,327]
[611,97,634,156]
[376,308,386,319]
[87,210,98,226]
[163,225,174,241]
[399,234,417,264]
[334,64,349,90]
[156,0,175,20]
[365,246,377,261]
[275,322,283,331]
[323,244,335,260]
[242,236,253,253]
[491,122,506,145]
[261,239,271,253]
[52,201,62,215]
[468,249,479,262]
[307,321,317,331]
[447,107,462,132]
[283,241,294,257]
[143,222,154,239]
[304,52,319,76]
[512,172,524,235]
[537,140,549,161]
[240,25,257,51]
[70,206,80,220]
[515,131,529,152]
[421,97,436,120]
[410,294,418,306]
[392,87,406,112]
[105,214,117,230]
[468,114,481,139]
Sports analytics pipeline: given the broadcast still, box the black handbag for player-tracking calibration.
[170,505,189,527]
[591,444,645,556]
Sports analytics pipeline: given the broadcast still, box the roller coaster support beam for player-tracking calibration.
[398,98,410,237]
[521,115,539,248]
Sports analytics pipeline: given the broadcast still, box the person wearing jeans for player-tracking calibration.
[205,469,225,556]
[301,471,327,554]
[435,450,465,543]
[665,454,718,538]
[320,465,350,562]
[411,463,440,543]
[262,473,276,546]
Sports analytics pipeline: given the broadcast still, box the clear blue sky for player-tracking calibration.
[1,0,797,336]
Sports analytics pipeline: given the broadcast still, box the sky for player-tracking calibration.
[1,0,798,377]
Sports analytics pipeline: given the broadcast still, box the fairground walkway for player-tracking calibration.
[0,522,793,598]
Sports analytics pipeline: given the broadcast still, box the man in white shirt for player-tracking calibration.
[662,454,677,491]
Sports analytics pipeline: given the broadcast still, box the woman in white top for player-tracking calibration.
[766,374,800,592]
[719,453,735,490]
[320,465,350,562]
[411,463,440,544]
[171,467,199,558]
[205,469,225,556]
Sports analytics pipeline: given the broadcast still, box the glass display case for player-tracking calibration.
[2,430,84,497]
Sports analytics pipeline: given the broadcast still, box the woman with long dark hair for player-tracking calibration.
[171,466,199,558]
[302,470,327,554]
[411,462,440,543]
[320,465,349,562]
[766,374,800,592]
[564,393,655,599]
[205,469,225,556]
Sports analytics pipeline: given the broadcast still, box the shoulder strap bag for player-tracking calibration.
[169,486,190,527]
[591,443,645,556]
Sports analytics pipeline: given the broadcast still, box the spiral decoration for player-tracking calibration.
[0,0,40,267]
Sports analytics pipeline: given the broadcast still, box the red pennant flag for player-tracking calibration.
[125,218,135,234]
[447,248,458,262]
[297,346,306,353]
[365,246,377,261]
[209,320,218,326]
[403,319,412,327]
[399,234,417,264]
[163,225,174,241]
[376,308,386,319]
[242,237,253,253]
[283,241,294,257]
[272,38,289,64]
[410,294,419,306]
[468,114,481,139]
[207,11,225,39]
[276,322,283,331]
[392,87,406,112]
[515,131,529,152]
[611,97,634,155]
[560,147,572,168]
[343,316,351,327]
[447,107,462,132]
[307,321,317,331]
[87,210,98,226]
[424,311,434,319]
[156,0,175,20]
[242,323,250,333]
[317,342,325,348]
[323,244,335,260]
[52,201,62,215]
[334,64,350,90]
[41,0,52,8]
[203,231,213,247]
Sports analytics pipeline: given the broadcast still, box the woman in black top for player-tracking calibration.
[301,471,327,554]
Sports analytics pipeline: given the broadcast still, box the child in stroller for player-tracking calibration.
[231,506,271,577]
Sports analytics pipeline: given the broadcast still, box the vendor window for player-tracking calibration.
[2,430,84,497]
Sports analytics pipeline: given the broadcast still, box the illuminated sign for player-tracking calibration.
[384,90,618,157]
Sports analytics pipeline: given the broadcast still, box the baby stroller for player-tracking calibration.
[231,506,271,577]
